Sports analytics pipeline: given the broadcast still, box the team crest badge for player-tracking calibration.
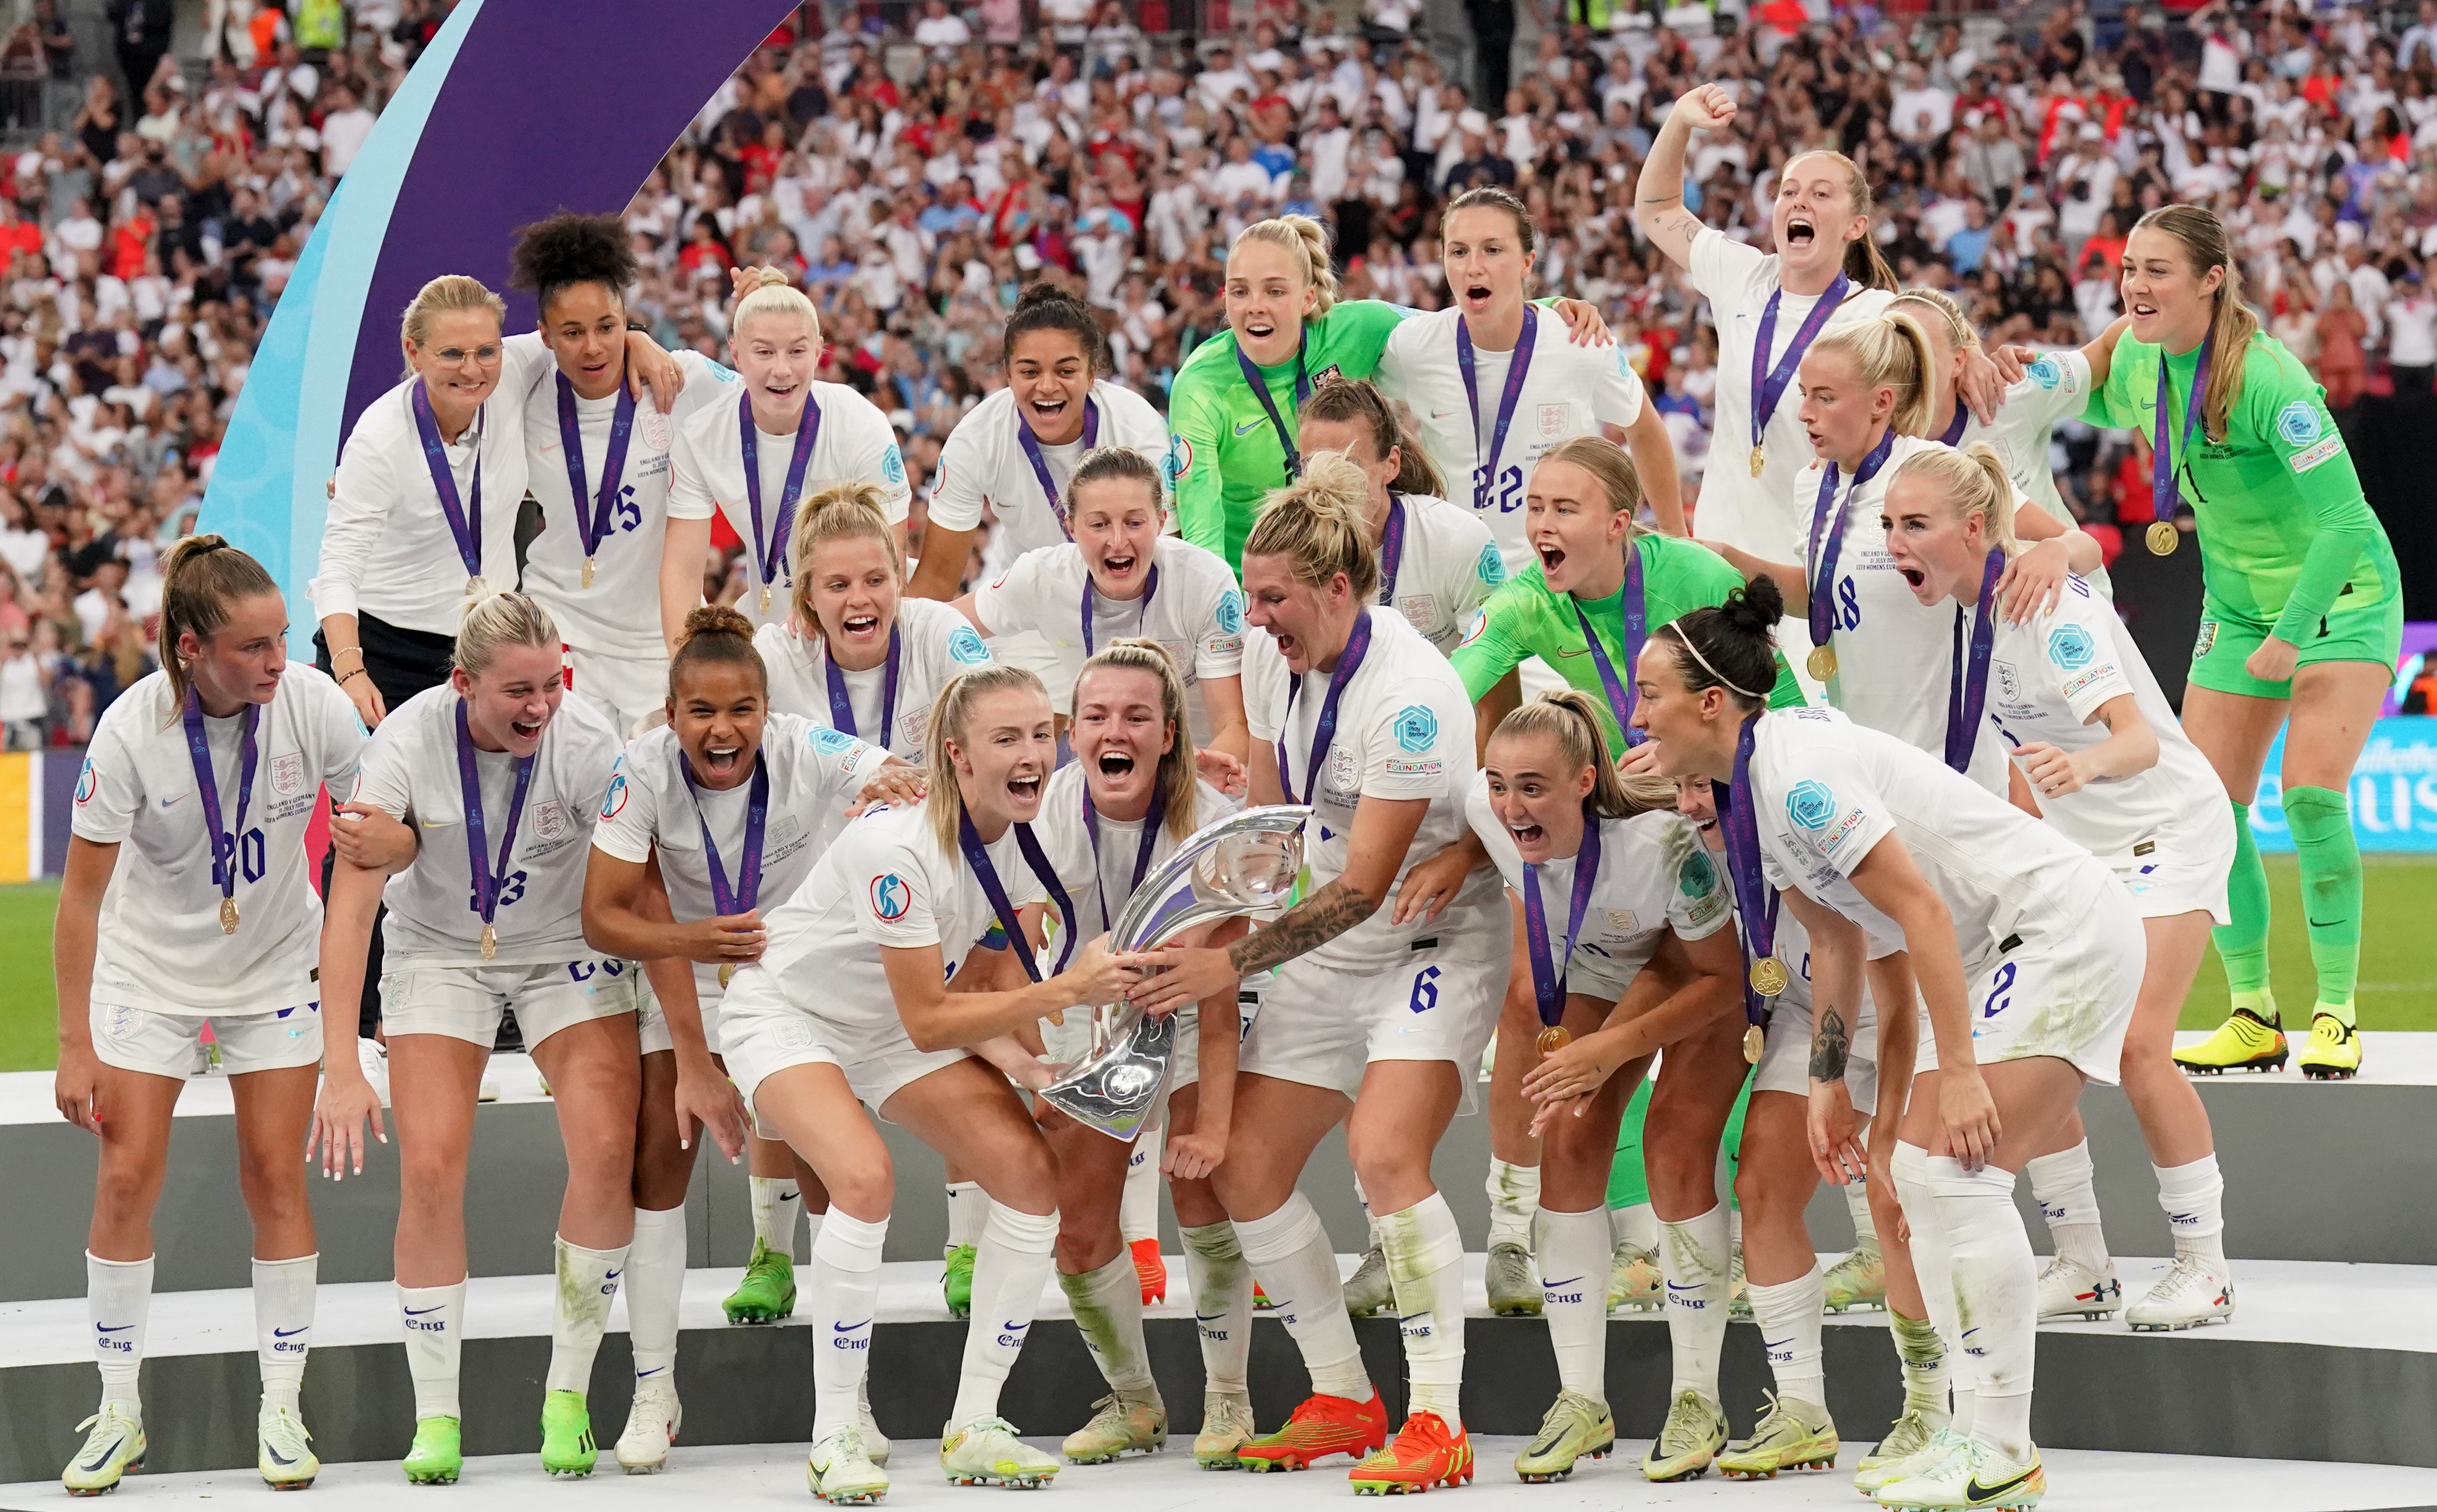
[528,799,569,844]
[1329,745,1358,790]
[1996,662,2020,702]
[1399,593,1434,628]
[641,409,673,452]
[270,752,306,799]
[1537,403,1567,438]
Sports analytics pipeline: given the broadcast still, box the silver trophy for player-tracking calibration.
[1039,803,1312,1141]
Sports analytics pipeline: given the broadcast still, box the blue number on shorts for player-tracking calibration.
[567,960,629,984]
[1408,964,1442,1014]
[1837,577,1862,632]
[472,870,529,912]
[213,827,267,887]
[1800,951,1813,982]
[1981,961,2016,1020]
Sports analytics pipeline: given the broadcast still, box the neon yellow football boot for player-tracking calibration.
[2173,998,2287,1075]
[2297,1010,2362,1080]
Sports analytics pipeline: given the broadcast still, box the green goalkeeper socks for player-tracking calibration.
[2283,784,2362,1025]
[2213,800,2272,1003]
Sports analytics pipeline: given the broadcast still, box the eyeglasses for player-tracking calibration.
[427,343,502,367]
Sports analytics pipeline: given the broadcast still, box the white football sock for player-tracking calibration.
[750,1175,802,1256]
[546,1236,630,1395]
[1537,1205,1611,1402]
[1610,1201,1658,1253]
[1658,1204,1731,1402]
[1121,1127,1162,1245]
[2154,1154,2228,1270]
[949,1205,1057,1426]
[398,1281,467,1421]
[1235,1192,1371,1401]
[1892,1143,1967,1433]
[944,1181,987,1251]
[1354,1172,1380,1248]
[1062,1252,1159,1396]
[808,1209,886,1440]
[252,1254,316,1414]
[1929,1156,2036,1463]
[1379,1191,1466,1423]
[2024,1141,2109,1275]
[1844,1177,1880,1255]
[88,1252,152,1413]
[1180,1221,1253,1397]
[626,1206,688,1382]
[1485,1159,1539,1248]
[1747,1264,1827,1408]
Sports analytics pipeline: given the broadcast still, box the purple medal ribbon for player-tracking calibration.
[1082,564,1159,656]
[1805,427,1898,651]
[1944,547,2006,774]
[1017,398,1101,540]
[822,624,902,747]
[455,700,536,939]
[1711,712,1780,1038]
[1751,272,1852,466]
[557,372,638,568]
[958,808,1079,981]
[1375,494,1409,604]
[1938,399,1969,447]
[181,685,259,905]
[409,382,484,582]
[1234,338,1310,482]
[1457,306,1537,515]
[1083,780,1167,939]
[1520,809,1603,1031]
[739,389,823,604]
[2151,330,2214,528]
[681,751,769,916]
[1570,538,1648,750]
[1277,609,1376,809]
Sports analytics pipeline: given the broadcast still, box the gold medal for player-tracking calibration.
[480,922,498,960]
[218,897,238,935]
[1535,1024,1572,1056]
[581,556,595,589]
[1749,443,1767,478]
[1806,645,1837,682]
[2147,520,2178,556]
[1743,1023,1766,1064]
[718,963,735,988]
[759,583,773,613]
[1749,954,1789,997]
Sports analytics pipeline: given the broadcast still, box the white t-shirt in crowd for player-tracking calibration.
[756,595,994,759]
[929,381,1170,559]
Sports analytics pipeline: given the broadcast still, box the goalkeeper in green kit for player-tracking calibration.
[2088,206,2401,1079]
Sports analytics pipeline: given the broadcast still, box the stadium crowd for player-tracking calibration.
[0,0,2431,748]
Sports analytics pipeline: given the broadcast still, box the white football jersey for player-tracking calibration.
[1243,606,1504,969]
[354,685,623,967]
[755,596,995,759]
[73,666,364,1014]
[667,382,912,633]
[1030,766,1241,943]
[1375,306,1648,576]
[1376,492,1504,653]
[1947,347,2110,597]
[929,381,1171,558]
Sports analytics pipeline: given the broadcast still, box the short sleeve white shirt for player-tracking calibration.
[756,595,994,759]
[929,381,1171,558]
[1380,492,1503,653]
[1030,765,1242,942]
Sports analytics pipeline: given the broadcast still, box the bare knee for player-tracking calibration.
[236,1143,312,1230]
[822,1155,894,1223]
[987,1139,1061,1217]
[1642,1136,1718,1213]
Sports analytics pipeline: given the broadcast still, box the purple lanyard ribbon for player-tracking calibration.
[1805,427,1898,650]
[1944,548,2005,774]
[1938,399,1969,447]
[1458,306,1537,514]
[682,751,769,916]
[1234,338,1309,483]
[181,686,259,901]
[1375,494,1409,604]
[1276,609,1375,807]
[1082,564,1158,656]
[1712,711,1780,1036]
[455,700,536,935]
[822,624,902,747]
[1017,398,1100,540]
[2151,332,2214,526]
[1083,780,1167,937]
[1521,810,1603,1030]
[557,373,638,564]
[740,389,823,600]
[1570,539,1648,750]
[958,807,1079,980]
[409,382,484,581]
[1751,273,1852,459]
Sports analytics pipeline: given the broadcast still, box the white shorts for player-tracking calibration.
[719,963,969,1121]
[568,645,669,738]
[380,959,642,1050]
[2106,802,2236,925]
[1752,992,1878,1116]
[636,983,672,1057]
[989,630,1076,711]
[1914,890,2144,1086]
[90,999,323,1079]
[1238,941,1505,1113]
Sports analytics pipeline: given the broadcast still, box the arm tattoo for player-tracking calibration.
[1226,877,1380,979]
[1636,192,1683,209]
[1810,1006,1851,1083]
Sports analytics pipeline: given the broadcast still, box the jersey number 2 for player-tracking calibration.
[1470,464,1524,515]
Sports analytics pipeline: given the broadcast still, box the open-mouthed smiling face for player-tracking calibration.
[732,310,820,415]
[456,642,565,758]
[805,535,901,668]
[2119,224,2222,348]
[1524,457,1627,595]
[951,685,1058,826]
[1483,729,1592,864]
[670,659,767,788]
[1009,326,1095,447]
[1071,662,1172,814]
[1772,152,1869,283]
[1241,552,1346,675]
[1072,478,1163,602]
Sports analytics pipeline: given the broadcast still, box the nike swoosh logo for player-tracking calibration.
[604,1270,623,1282]
[95,1324,133,1333]
[273,1326,308,1338]
[637,1366,668,1378]
[1540,1276,1585,1288]
[265,1442,296,1466]
[778,1190,799,1202]
[1196,1311,1229,1323]
[1002,1320,1030,1332]
[1665,1281,1699,1293]
[1430,408,1457,419]
[158,794,184,808]
[1967,1465,2039,1500]
[1554,645,1592,657]
[2308,916,2346,928]
[1233,419,1265,435]
[1763,1337,1792,1350]
[80,1438,124,1472]
[834,1318,871,1332]
[404,1305,446,1316]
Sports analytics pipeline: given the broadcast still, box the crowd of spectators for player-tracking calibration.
[0,0,2432,749]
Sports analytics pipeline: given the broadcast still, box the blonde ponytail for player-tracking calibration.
[925,664,1051,859]
[2132,205,2259,442]
[1232,215,1339,318]
[1890,442,2019,555]
[1243,451,1379,600]
[1492,690,1674,816]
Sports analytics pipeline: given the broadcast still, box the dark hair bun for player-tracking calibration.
[509,212,640,307]
[678,602,755,649]
[1013,281,1087,313]
[1722,575,1784,635]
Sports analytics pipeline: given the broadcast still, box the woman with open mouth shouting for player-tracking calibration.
[309,593,640,1486]
[715,663,1140,1497]
[1881,444,2240,1340]
[2086,205,2401,1083]
[660,272,911,645]
[580,604,924,1473]
[1632,578,2145,1512]
[1168,214,1611,573]
[1124,456,1506,1492]
[959,447,1249,766]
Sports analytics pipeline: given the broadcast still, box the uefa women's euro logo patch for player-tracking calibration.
[1786,780,1837,830]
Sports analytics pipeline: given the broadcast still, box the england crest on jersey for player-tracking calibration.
[270,751,307,799]
[1537,403,1567,438]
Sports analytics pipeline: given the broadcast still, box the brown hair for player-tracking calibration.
[1073,639,1199,843]
[1810,310,1938,439]
[1442,184,1536,261]
[2131,204,2259,441]
[1300,377,1444,497]
[924,663,1051,858]
[1784,150,1899,293]
[669,602,767,699]
[1243,451,1379,600]
[1491,690,1673,817]
[1065,445,1166,518]
[789,482,902,641]
[158,534,280,720]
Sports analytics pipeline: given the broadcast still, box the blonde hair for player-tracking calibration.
[1243,450,1379,600]
[400,274,507,348]
[1073,639,1200,844]
[1535,435,1645,542]
[1890,287,1979,356]
[1491,690,1675,817]
[925,663,1051,858]
[1783,149,1899,293]
[2132,204,2259,442]
[452,591,559,679]
[789,482,903,641]
[1889,442,2019,554]
[158,534,280,722]
[732,273,826,351]
[1811,311,1937,439]
[1231,215,1339,318]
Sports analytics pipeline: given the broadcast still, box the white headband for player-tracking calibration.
[1664,622,1768,702]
